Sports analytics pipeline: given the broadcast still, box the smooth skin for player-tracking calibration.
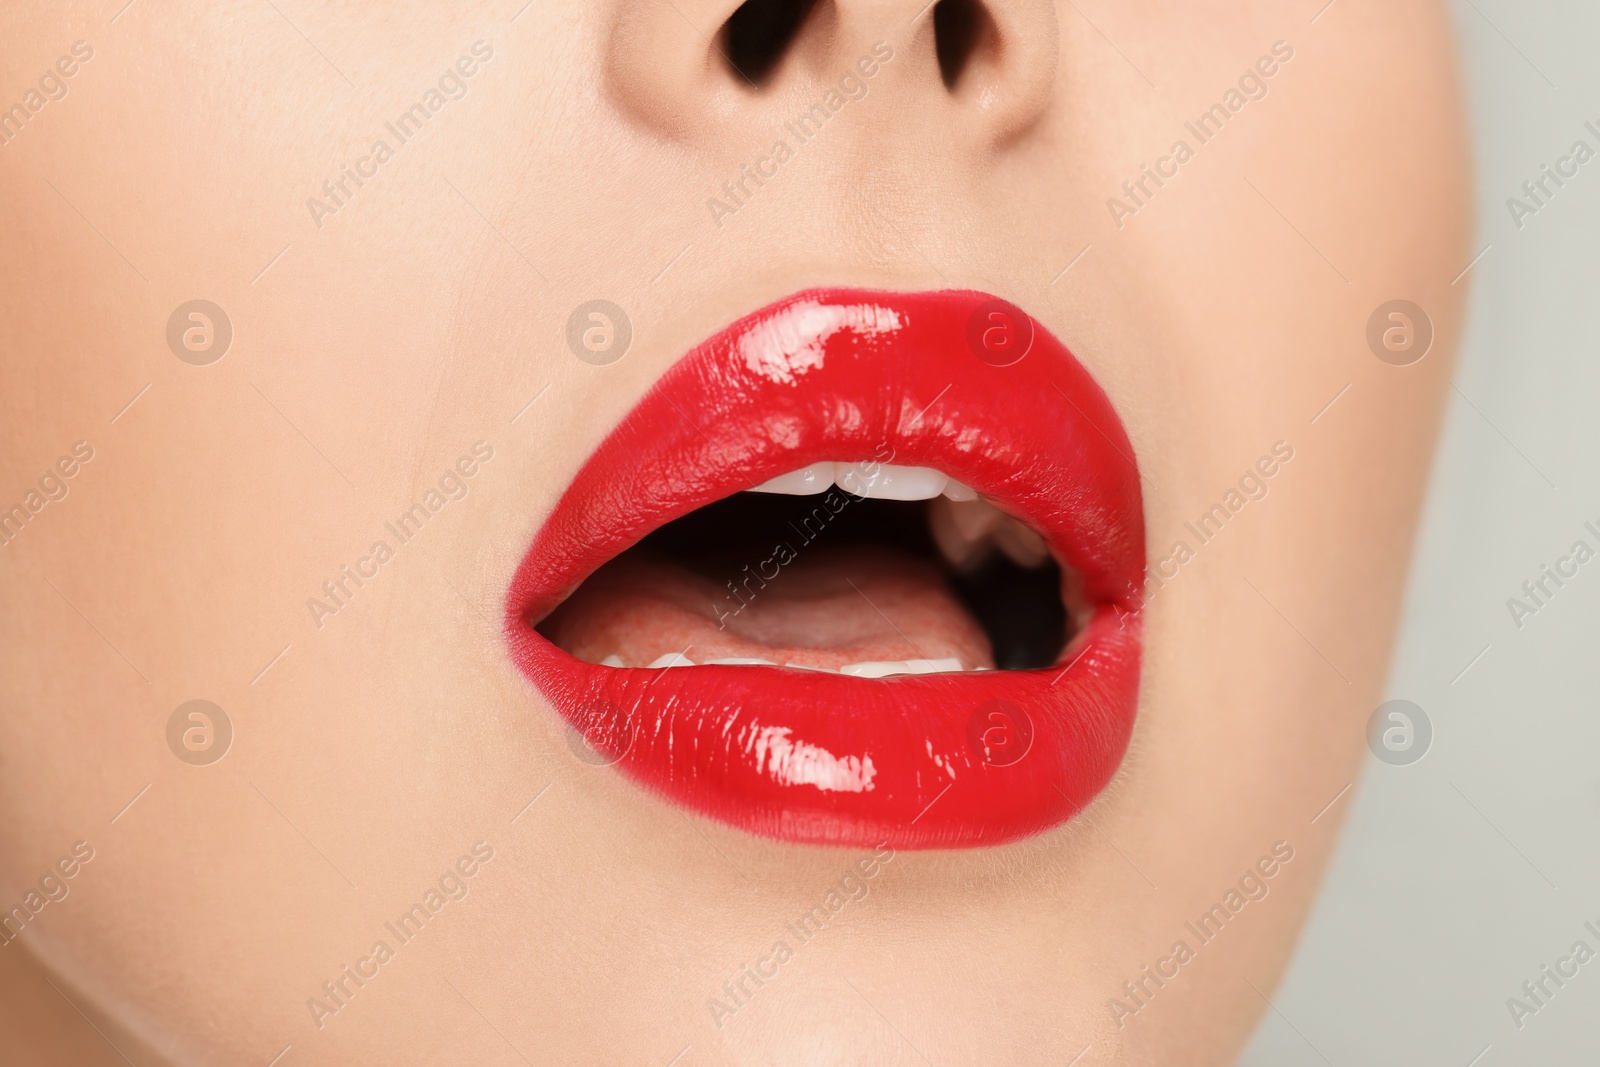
[0,1,1467,1063]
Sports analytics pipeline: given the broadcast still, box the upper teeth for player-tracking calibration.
[929,496,1051,571]
[751,463,973,502]
[747,465,1051,570]
[601,654,976,676]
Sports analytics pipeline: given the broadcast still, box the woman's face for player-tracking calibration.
[1,0,1467,1062]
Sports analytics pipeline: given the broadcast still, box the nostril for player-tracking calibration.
[721,0,822,85]
[933,0,994,90]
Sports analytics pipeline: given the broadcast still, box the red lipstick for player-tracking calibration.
[506,289,1144,849]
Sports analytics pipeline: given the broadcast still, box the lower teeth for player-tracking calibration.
[556,482,1073,676]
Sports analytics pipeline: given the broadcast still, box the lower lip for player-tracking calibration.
[507,289,1145,849]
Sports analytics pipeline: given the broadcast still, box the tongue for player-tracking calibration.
[540,546,996,673]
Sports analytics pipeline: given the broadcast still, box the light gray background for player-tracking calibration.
[1240,2,1600,1064]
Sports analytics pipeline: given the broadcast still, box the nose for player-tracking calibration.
[604,0,1059,147]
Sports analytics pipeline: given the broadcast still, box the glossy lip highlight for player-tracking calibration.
[506,288,1144,849]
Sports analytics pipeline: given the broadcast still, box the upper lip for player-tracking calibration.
[506,287,1145,849]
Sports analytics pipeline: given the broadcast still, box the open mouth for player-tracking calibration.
[506,288,1144,849]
